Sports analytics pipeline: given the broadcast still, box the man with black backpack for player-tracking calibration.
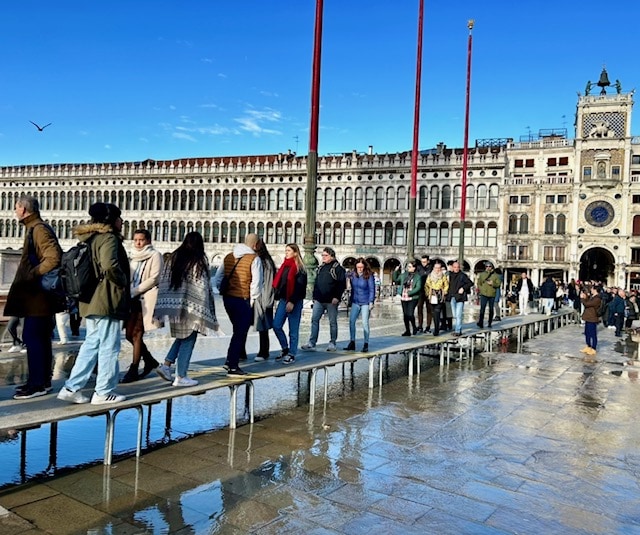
[57,202,130,405]
[301,247,346,352]
[5,195,62,399]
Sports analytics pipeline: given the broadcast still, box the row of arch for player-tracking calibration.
[1,218,500,249]
[1,183,502,214]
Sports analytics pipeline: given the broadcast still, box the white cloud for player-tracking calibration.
[217,73,227,78]
[172,131,197,142]
[104,144,111,150]
[233,108,282,136]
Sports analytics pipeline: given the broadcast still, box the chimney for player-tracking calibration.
[368,145,373,155]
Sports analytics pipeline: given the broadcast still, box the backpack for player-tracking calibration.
[596,298,607,318]
[60,237,100,303]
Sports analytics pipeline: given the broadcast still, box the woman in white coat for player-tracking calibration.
[122,229,163,383]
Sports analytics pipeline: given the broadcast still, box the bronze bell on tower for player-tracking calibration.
[597,68,611,95]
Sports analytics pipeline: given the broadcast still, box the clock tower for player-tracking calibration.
[573,68,635,284]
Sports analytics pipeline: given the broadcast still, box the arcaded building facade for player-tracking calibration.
[0,75,638,291]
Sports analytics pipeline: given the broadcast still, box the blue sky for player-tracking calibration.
[1,1,638,166]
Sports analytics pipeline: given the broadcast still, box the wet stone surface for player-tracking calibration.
[1,318,640,533]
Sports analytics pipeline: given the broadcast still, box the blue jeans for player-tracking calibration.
[349,303,371,343]
[65,316,122,396]
[585,321,597,349]
[223,296,252,368]
[23,316,54,388]
[308,301,339,345]
[451,297,465,334]
[165,330,198,377]
[273,299,303,356]
[478,295,495,326]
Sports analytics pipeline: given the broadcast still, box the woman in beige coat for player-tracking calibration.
[122,229,164,382]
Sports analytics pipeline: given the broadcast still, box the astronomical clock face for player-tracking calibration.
[584,200,615,227]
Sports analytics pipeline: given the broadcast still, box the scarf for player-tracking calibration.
[273,257,298,300]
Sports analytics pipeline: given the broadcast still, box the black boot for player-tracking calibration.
[121,364,139,383]
[141,357,159,378]
[344,341,356,351]
[362,343,369,352]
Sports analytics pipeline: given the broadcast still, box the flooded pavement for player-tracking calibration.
[1,308,640,533]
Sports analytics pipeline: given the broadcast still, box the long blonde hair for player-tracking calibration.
[286,243,306,273]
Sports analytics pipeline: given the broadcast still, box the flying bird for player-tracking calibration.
[29,121,52,131]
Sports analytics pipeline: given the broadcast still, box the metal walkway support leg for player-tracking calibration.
[309,367,328,407]
[104,406,144,466]
[229,384,238,429]
[368,356,378,389]
[228,380,255,429]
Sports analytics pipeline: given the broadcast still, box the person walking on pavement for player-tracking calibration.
[5,195,62,399]
[476,262,501,329]
[425,262,449,337]
[344,257,376,352]
[154,232,219,386]
[5,317,27,353]
[272,243,307,365]
[609,288,626,338]
[516,272,534,315]
[580,286,602,356]
[253,238,276,361]
[212,233,263,375]
[393,260,422,336]
[301,247,346,352]
[540,275,557,316]
[446,261,474,336]
[58,202,130,405]
[121,229,163,383]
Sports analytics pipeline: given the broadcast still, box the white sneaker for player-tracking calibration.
[156,364,174,382]
[173,376,198,387]
[91,392,126,405]
[326,342,337,352]
[8,345,22,353]
[301,343,316,351]
[57,387,90,404]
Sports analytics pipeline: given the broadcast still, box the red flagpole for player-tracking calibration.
[458,20,474,265]
[406,0,424,260]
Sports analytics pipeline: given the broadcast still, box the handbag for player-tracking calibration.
[219,257,243,296]
[28,225,65,302]
[430,289,442,305]
[41,267,63,293]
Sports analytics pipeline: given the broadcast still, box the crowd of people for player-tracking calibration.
[4,194,635,404]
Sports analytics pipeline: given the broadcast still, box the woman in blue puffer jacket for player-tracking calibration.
[344,257,376,352]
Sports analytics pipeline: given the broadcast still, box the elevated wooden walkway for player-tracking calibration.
[0,310,577,468]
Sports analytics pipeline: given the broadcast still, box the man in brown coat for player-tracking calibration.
[4,195,62,399]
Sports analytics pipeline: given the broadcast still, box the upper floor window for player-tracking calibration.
[583,166,592,180]
[632,155,640,165]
